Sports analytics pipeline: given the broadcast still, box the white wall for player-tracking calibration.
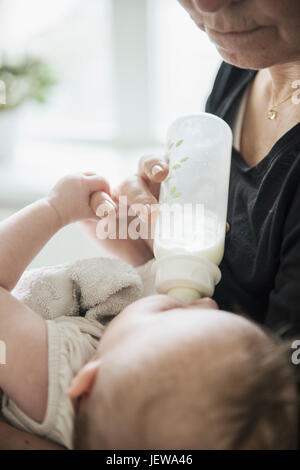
[0,209,104,269]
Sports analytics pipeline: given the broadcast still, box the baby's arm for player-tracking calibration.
[0,172,112,422]
[0,288,48,422]
[0,173,111,291]
[0,419,65,450]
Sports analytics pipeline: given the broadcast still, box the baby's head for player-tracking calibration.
[70,295,298,450]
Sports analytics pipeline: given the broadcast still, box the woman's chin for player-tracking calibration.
[216,47,280,71]
[207,25,286,70]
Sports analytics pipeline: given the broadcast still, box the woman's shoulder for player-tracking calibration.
[205,62,256,116]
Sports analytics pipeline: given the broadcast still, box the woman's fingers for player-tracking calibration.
[138,154,169,183]
[115,176,157,207]
[90,191,117,218]
[114,176,161,223]
[89,154,168,232]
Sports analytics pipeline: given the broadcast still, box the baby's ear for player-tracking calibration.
[68,359,101,399]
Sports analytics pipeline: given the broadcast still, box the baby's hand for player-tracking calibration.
[47,172,116,226]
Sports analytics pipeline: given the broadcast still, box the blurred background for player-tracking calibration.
[0,0,220,267]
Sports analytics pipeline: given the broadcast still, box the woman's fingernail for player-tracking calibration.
[96,200,115,218]
[145,203,153,217]
[152,164,164,176]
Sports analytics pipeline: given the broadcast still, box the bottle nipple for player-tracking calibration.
[151,253,221,301]
[168,287,201,303]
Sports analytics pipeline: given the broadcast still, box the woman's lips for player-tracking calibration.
[207,25,262,34]
[205,25,266,48]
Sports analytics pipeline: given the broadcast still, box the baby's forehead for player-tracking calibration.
[158,306,265,343]
[96,304,269,383]
[147,311,271,380]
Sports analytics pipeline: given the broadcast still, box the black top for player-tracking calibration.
[206,62,300,338]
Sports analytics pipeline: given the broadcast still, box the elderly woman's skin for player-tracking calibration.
[181,0,300,69]
[87,0,300,265]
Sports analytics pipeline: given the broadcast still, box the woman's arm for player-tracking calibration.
[82,219,153,267]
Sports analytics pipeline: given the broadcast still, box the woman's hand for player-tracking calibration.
[47,172,116,227]
[84,155,169,265]
[82,156,229,266]
[99,154,168,224]
[91,153,169,218]
[114,154,169,210]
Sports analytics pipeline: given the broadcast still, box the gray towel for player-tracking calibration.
[13,257,143,322]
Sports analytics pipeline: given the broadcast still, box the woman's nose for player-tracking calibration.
[192,0,238,13]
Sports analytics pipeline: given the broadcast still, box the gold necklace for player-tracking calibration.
[266,92,293,120]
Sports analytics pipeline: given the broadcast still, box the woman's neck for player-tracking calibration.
[266,61,300,103]
[240,60,300,167]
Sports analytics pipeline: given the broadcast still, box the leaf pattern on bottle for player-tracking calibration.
[168,140,174,150]
[162,139,190,201]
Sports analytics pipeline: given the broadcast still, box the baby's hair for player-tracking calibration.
[220,310,300,448]
[220,335,299,450]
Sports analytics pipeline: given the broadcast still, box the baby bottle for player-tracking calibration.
[152,113,232,303]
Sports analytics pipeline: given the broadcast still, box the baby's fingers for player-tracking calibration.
[83,173,111,196]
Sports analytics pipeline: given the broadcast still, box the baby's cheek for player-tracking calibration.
[96,319,126,355]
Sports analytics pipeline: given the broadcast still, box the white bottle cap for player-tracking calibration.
[151,254,221,303]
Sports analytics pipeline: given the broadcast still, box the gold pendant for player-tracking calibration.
[266,109,277,120]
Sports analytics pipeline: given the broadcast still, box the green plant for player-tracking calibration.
[0,58,56,110]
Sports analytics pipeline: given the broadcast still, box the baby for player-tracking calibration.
[0,173,298,450]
